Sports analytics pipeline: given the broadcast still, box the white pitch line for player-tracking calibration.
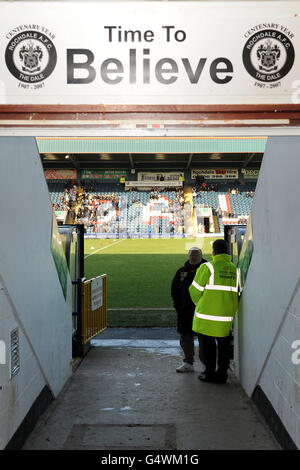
[84,239,124,259]
[108,308,174,311]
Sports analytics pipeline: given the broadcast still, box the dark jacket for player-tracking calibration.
[171,258,207,335]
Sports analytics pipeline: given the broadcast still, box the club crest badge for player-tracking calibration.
[19,41,43,73]
[257,39,281,72]
[243,28,295,82]
[5,28,57,84]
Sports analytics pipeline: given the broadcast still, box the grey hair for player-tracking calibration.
[188,247,202,256]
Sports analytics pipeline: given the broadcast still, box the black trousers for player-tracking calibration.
[198,333,231,375]
[179,333,203,365]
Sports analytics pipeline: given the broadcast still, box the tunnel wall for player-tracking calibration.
[0,137,72,449]
[235,136,300,449]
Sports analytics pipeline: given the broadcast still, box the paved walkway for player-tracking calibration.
[23,328,280,451]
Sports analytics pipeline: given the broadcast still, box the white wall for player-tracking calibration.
[0,137,72,449]
[236,136,300,448]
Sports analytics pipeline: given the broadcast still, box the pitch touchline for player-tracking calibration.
[84,239,124,259]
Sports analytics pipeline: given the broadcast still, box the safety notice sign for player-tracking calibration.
[91,277,103,311]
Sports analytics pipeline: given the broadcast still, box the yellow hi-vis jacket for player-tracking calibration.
[189,253,238,337]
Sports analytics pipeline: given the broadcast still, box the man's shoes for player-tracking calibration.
[198,371,228,383]
[214,371,228,384]
[198,372,217,383]
[176,362,194,373]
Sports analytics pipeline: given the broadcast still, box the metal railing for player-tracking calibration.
[81,274,107,344]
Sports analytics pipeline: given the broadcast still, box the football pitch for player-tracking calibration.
[84,237,217,327]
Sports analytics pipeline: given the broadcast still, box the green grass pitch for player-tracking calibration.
[84,237,217,327]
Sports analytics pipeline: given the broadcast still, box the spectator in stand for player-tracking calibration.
[196,175,202,188]
[70,208,76,222]
[216,205,222,217]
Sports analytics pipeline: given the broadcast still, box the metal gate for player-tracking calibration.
[81,275,107,344]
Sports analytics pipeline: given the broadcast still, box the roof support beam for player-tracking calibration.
[68,154,80,170]
[242,153,256,168]
[187,153,194,169]
[129,153,134,169]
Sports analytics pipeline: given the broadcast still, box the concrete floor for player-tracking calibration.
[23,328,280,451]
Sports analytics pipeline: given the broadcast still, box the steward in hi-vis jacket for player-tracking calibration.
[189,239,239,383]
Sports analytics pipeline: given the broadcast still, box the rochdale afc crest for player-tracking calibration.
[243,29,294,82]
[5,30,57,83]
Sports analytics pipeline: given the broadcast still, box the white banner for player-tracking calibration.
[241,169,260,179]
[91,277,103,311]
[192,169,239,179]
[0,2,299,105]
[125,181,182,188]
[138,172,184,182]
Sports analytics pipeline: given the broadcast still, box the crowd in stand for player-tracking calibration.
[51,181,253,233]
[52,184,79,211]
[227,186,254,196]
[148,188,185,234]
[76,189,120,233]
[228,187,241,195]
[51,184,186,234]
[192,183,255,198]
[192,182,218,195]
[150,186,184,203]
[51,184,119,232]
